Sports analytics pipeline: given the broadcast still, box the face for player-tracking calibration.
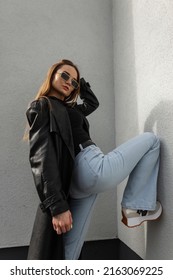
[51,65,78,101]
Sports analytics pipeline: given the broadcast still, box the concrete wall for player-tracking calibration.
[113,0,173,259]
[0,0,116,248]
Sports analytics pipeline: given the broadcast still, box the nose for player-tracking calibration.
[65,78,72,86]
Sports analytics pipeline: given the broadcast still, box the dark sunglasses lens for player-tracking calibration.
[61,72,78,89]
[72,80,79,89]
[61,72,69,81]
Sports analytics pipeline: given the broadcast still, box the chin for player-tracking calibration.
[63,91,71,98]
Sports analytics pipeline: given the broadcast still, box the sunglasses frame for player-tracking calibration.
[57,71,79,89]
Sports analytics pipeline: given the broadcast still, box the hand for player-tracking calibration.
[80,77,90,89]
[52,210,73,235]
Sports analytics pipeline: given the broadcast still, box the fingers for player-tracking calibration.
[55,222,73,235]
[52,210,73,235]
[56,226,62,235]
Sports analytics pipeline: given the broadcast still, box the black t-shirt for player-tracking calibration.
[67,106,91,155]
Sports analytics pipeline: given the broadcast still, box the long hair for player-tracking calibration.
[35,59,80,104]
[23,59,80,141]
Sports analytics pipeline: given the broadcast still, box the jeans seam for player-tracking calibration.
[72,195,97,259]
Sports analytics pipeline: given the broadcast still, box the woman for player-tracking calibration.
[26,59,162,260]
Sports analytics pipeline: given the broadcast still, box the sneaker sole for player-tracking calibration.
[121,203,162,228]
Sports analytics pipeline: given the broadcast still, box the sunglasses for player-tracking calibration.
[57,71,79,89]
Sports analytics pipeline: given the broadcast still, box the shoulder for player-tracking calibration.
[28,97,49,112]
[26,97,50,126]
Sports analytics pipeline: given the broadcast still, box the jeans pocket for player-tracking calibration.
[72,156,98,194]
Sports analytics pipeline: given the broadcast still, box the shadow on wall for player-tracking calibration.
[144,100,173,259]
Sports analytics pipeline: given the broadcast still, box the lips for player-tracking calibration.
[62,85,69,91]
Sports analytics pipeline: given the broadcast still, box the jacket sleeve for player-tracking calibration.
[26,98,69,217]
[75,77,99,116]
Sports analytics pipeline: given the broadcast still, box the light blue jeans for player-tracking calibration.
[63,132,160,259]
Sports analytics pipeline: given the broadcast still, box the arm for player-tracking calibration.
[27,98,73,233]
[26,98,69,217]
[75,77,99,116]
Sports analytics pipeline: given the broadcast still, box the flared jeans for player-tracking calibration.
[63,132,160,259]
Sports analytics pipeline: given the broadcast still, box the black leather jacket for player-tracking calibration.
[26,78,99,217]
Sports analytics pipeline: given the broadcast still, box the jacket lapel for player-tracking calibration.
[48,98,75,159]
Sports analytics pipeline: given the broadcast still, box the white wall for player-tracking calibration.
[2,0,172,260]
[0,0,116,248]
[113,0,173,259]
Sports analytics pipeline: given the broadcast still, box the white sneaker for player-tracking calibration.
[122,201,162,228]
